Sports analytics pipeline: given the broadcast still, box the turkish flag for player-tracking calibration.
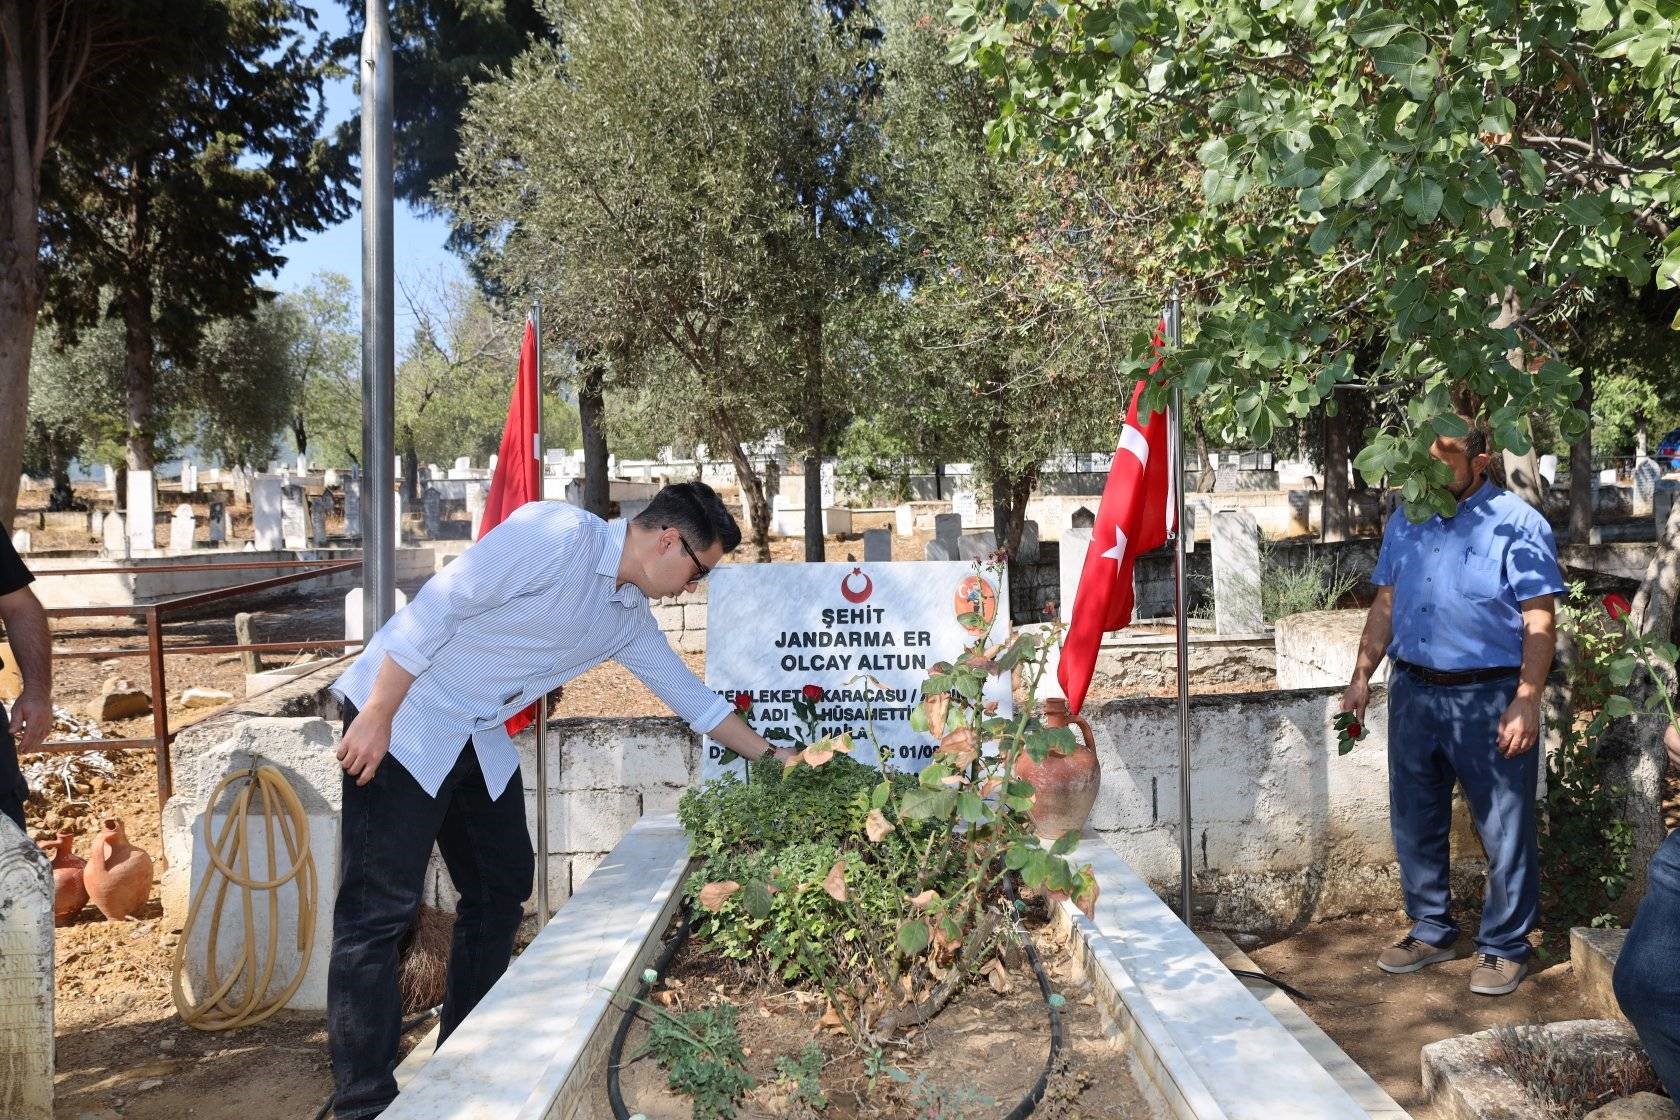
[481,318,542,734]
[1057,332,1175,715]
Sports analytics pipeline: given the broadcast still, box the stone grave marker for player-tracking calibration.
[466,482,488,540]
[1599,467,1619,486]
[925,512,964,561]
[127,469,154,553]
[89,509,104,537]
[343,478,361,533]
[949,467,978,521]
[208,501,226,544]
[281,485,308,549]
[455,456,472,473]
[344,586,411,643]
[102,512,128,557]
[169,505,196,551]
[323,468,339,488]
[103,465,117,492]
[297,452,309,473]
[10,529,29,555]
[819,460,837,508]
[894,503,915,538]
[253,477,283,550]
[957,529,997,562]
[1211,509,1263,634]
[182,460,198,493]
[422,487,442,538]
[393,490,404,543]
[862,527,891,562]
[1633,458,1662,514]
[310,495,330,546]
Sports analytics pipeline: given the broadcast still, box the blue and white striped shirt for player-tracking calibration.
[333,502,731,798]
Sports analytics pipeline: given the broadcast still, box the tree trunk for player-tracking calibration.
[1600,494,1680,916]
[578,358,610,519]
[0,2,47,529]
[720,427,772,563]
[0,285,33,529]
[802,313,825,562]
[401,443,419,504]
[1569,366,1594,544]
[46,439,74,511]
[1193,417,1215,492]
[121,277,157,472]
[1322,388,1351,542]
[1502,446,1547,510]
[291,413,308,458]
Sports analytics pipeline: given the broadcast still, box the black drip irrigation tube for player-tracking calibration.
[606,879,1063,1120]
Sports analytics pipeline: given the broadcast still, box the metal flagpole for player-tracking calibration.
[533,298,551,927]
[1166,288,1194,925]
[360,1,395,633]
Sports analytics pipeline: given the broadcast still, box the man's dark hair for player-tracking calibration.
[1451,416,1489,459]
[634,481,742,553]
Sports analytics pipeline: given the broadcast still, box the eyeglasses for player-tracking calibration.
[667,527,710,584]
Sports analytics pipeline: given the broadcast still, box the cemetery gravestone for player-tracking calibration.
[323,468,339,488]
[1211,510,1264,634]
[310,495,330,546]
[894,503,915,539]
[466,483,488,540]
[253,477,283,550]
[208,502,226,545]
[169,505,196,552]
[89,510,104,538]
[863,528,892,562]
[957,529,998,562]
[127,469,155,553]
[10,530,29,555]
[1633,458,1662,515]
[343,479,361,535]
[422,487,442,538]
[281,486,309,550]
[926,512,964,562]
[1015,520,1040,564]
[819,460,837,509]
[103,465,117,492]
[103,512,128,558]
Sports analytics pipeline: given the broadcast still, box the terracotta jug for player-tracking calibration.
[1014,698,1101,842]
[83,818,153,921]
[42,831,89,925]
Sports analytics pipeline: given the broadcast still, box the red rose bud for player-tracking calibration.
[1603,593,1632,621]
[802,684,824,702]
[1346,720,1363,740]
[733,693,753,713]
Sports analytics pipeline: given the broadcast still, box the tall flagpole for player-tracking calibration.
[1166,288,1194,925]
[533,298,551,927]
[359,1,395,634]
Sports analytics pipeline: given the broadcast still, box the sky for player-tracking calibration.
[268,3,465,321]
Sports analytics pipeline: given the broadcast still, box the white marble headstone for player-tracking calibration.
[102,511,128,558]
[126,469,155,553]
[169,504,196,551]
[281,485,308,550]
[253,476,284,550]
[1211,509,1264,634]
[309,495,330,546]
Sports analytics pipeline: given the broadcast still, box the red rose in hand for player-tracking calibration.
[1604,593,1633,621]
[802,684,824,702]
[733,693,753,713]
[1345,719,1363,740]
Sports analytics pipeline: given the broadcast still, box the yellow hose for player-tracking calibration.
[171,765,318,1031]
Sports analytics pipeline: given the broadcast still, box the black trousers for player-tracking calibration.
[327,703,534,1120]
[0,706,27,832]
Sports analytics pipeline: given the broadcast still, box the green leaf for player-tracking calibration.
[896,919,930,956]
[956,791,988,823]
[1350,11,1410,47]
[1604,695,1636,718]
[1051,830,1080,856]
[743,880,774,920]
[871,781,891,810]
[1402,177,1444,222]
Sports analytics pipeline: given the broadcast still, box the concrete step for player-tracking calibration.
[1198,931,1412,1120]
[1570,926,1629,1021]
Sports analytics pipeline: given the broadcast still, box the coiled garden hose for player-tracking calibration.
[171,765,318,1032]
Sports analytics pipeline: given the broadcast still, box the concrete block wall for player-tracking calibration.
[651,586,709,655]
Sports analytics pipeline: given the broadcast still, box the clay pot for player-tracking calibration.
[42,831,89,925]
[83,818,154,921]
[1014,698,1101,842]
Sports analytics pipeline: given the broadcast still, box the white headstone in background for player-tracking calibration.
[103,512,129,558]
[182,460,198,494]
[704,561,1010,780]
[169,504,196,551]
[422,487,441,538]
[1633,458,1662,515]
[894,503,915,539]
[343,480,361,535]
[323,468,339,488]
[862,527,892,562]
[253,476,284,550]
[309,495,330,546]
[127,469,154,553]
[208,501,227,544]
[393,490,404,543]
[466,482,488,540]
[1538,455,1558,487]
[344,586,410,644]
[103,465,117,492]
[281,485,308,549]
[10,529,29,555]
[948,465,978,522]
[1599,467,1619,486]
[489,452,500,475]
[89,509,105,537]
[454,456,472,473]
[297,453,309,473]
[819,460,837,508]
[1211,509,1264,634]
[1058,526,1091,626]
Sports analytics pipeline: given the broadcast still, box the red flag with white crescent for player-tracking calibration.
[480,318,542,734]
[1057,330,1175,715]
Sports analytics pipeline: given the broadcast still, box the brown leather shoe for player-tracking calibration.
[1468,953,1528,996]
[1377,934,1459,974]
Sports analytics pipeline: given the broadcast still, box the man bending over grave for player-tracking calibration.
[325,481,790,1120]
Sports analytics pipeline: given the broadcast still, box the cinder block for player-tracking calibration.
[641,784,688,816]
[571,852,608,891]
[559,729,693,791]
[683,603,708,630]
[678,629,707,654]
[652,604,683,631]
[1571,927,1627,1020]
[550,789,642,853]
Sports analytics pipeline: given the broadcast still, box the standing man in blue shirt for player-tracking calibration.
[1341,422,1563,996]
[326,481,791,1120]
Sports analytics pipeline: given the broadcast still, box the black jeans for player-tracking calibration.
[0,706,27,832]
[328,703,534,1120]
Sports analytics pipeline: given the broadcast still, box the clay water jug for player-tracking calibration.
[83,818,153,920]
[1014,698,1101,842]
[43,831,89,925]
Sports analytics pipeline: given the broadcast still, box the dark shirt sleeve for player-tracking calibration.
[0,531,32,597]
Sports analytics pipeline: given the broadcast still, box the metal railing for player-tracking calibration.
[24,557,366,811]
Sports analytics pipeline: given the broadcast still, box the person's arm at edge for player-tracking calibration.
[707,711,794,763]
[1498,594,1555,758]
[1341,585,1394,720]
[0,585,52,751]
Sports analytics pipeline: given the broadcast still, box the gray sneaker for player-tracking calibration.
[1377,934,1459,974]
[1468,953,1528,996]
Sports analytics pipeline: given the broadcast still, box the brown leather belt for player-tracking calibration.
[1394,659,1519,686]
